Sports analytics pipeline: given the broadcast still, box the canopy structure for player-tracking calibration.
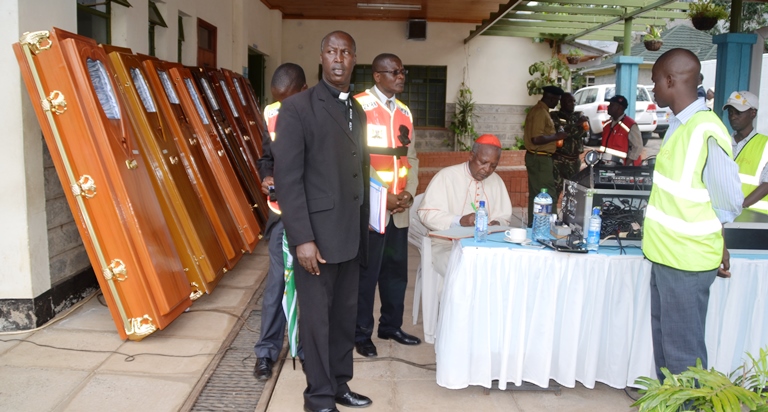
[466,0,691,44]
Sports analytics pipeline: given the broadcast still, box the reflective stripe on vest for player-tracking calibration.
[355,90,413,194]
[735,133,768,214]
[642,111,731,271]
[265,101,281,141]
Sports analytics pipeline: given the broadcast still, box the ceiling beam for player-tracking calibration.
[502,14,662,25]
[491,19,648,31]
[464,0,524,44]
[564,0,681,41]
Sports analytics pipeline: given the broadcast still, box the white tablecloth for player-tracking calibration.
[434,236,768,390]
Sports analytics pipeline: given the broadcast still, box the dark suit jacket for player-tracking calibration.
[272,81,369,265]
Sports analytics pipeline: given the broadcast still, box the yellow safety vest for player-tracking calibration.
[735,133,768,214]
[643,111,732,271]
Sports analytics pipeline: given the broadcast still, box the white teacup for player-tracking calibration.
[505,228,527,242]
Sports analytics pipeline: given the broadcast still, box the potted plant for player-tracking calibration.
[633,347,768,411]
[566,48,583,65]
[687,0,728,31]
[643,26,663,51]
[449,82,478,151]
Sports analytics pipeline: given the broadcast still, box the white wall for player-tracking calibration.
[1,1,76,299]
[280,20,551,106]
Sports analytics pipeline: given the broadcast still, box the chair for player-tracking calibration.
[408,193,428,326]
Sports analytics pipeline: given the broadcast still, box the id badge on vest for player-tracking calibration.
[367,124,388,147]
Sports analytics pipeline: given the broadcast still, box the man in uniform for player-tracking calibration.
[354,53,421,358]
[601,95,643,166]
[724,90,768,213]
[253,63,307,380]
[550,92,587,201]
[644,48,742,382]
[524,85,567,225]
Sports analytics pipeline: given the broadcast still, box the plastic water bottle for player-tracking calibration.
[474,200,488,243]
[532,189,552,241]
[586,207,602,251]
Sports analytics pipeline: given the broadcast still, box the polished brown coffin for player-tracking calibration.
[13,28,192,340]
[188,67,268,228]
[166,63,261,252]
[220,69,267,158]
[105,48,227,296]
[139,58,245,269]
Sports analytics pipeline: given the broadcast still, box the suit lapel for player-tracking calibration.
[316,82,356,143]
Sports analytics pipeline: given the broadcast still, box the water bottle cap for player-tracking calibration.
[592,207,600,215]
[541,188,548,194]
[478,200,485,207]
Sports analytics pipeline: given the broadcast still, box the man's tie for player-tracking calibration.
[387,99,395,112]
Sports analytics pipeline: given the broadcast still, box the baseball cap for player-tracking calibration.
[723,91,759,112]
[608,95,628,109]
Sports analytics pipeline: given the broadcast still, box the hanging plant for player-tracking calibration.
[566,48,584,65]
[687,0,728,31]
[643,25,663,51]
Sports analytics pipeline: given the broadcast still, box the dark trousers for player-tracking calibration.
[254,220,303,361]
[650,262,717,381]
[295,257,359,410]
[525,152,557,226]
[356,219,409,341]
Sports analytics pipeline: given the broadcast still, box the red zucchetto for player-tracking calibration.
[475,134,501,148]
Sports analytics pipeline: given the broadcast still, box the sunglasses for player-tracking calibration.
[376,69,408,76]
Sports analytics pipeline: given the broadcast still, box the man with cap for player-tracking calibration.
[724,90,768,213]
[418,134,513,277]
[601,94,643,166]
[523,85,567,225]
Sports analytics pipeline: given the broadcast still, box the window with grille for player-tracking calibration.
[345,65,447,128]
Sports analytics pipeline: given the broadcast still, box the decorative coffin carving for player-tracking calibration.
[187,67,268,229]
[166,63,261,252]
[13,28,191,340]
[139,57,245,269]
[105,47,227,295]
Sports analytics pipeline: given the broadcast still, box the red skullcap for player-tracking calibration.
[475,134,502,148]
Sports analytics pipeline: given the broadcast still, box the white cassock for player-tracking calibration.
[417,162,512,275]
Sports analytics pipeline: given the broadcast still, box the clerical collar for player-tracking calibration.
[321,79,350,101]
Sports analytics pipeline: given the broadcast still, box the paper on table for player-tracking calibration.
[429,225,511,240]
[369,177,387,234]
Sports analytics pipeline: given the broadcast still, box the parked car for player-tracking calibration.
[646,87,672,138]
[573,84,658,146]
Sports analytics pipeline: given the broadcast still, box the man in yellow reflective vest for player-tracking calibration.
[254,63,307,380]
[723,90,768,214]
[644,49,743,381]
[354,53,420,358]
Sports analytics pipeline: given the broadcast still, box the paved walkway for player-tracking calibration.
[0,239,642,411]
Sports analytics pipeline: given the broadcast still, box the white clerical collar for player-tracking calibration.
[339,91,350,101]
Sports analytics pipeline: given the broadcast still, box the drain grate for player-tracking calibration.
[190,301,265,411]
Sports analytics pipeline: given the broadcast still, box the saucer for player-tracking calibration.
[504,236,528,244]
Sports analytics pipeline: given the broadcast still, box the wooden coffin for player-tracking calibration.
[139,58,245,269]
[220,69,268,158]
[105,48,227,296]
[187,67,268,229]
[165,63,261,252]
[13,28,191,340]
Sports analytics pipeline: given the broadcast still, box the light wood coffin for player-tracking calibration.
[220,69,268,158]
[12,28,192,340]
[187,67,268,229]
[105,48,227,296]
[166,63,261,252]
[140,58,245,269]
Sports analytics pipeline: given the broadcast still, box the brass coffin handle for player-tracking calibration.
[169,156,179,165]
[188,138,197,146]
[71,175,97,199]
[217,150,225,157]
[42,90,67,115]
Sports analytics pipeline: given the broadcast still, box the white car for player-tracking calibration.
[573,84,658,146]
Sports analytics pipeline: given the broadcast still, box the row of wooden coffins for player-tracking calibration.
[13,27,271,340]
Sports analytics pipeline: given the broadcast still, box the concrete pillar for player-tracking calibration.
[713,33,756,130]
[613,55,642,118]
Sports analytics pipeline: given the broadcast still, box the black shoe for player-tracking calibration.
[253,357,273,380]
[303,407,339,412]
[377,328,421,345]
[354,339,378,357]
[335,391,372,408]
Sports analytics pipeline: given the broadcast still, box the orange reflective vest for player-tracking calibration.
[602,115,641,166]
[355,90,413,194]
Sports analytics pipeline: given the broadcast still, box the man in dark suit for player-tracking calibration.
[272,31,371,412]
